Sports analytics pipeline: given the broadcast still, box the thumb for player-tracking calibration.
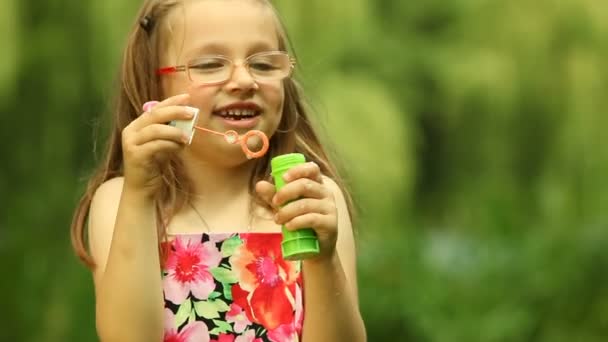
[255,180,277,209]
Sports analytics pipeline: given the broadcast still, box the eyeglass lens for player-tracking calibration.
[187,53,291,84]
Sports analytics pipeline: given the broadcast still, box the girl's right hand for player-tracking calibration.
[121,93,194,197]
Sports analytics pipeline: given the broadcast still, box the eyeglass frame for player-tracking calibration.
[156,50,296,85]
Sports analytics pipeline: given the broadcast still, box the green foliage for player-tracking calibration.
[0,0,606,341]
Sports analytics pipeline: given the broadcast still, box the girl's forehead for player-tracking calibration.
[165,0,279,58]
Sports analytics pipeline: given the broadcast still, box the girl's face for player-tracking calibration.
[161,0,284,161]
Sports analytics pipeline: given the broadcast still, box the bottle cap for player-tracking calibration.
[281,237,321,261]
[271,153,306,175]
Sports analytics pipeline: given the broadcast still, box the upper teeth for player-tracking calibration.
[219,109,256,116]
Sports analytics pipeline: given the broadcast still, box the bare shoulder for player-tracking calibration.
[88,177,124,279]
[89,176,124,224]
[321,175,345,199]
[92,176,125,201]
[322,175,359,298]
[322,176,351,217]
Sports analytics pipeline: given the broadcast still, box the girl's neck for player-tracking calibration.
[181,154,256,207]
[167,153,278,235]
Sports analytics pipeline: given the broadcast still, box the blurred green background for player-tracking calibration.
[1,0,607,341]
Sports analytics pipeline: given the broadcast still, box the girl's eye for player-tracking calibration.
[190,60,226,71]
[249,62,278,72]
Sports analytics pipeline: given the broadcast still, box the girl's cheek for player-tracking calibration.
[187,86,217,107]
[262,83,284,105]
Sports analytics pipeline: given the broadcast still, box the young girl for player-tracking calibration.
[71,0,366,341]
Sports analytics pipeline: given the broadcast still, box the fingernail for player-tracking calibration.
[186,106,198,118]
[283,173,291,182]
[142,101,159,112]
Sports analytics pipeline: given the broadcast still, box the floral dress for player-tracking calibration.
[162,233,304,342]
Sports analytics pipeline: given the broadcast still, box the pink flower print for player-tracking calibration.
[235,329,263,342]
[164,235,223,304]
[226,303,252,333]
[294,282,303,331]
[268,323,297,342]
[164,308,210,342]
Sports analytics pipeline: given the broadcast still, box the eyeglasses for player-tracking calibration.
[156,51,296,85]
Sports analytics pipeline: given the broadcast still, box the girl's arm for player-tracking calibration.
[88,177,164,342]
[299,177,367,342]
[257,170,367,341]
[88,94,192,341]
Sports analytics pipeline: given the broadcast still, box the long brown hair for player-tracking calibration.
[71,0,355,269]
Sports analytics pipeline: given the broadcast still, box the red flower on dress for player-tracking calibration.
[229,233,301,331]
[267,282,304,342]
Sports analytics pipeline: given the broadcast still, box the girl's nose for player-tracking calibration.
[224,65,258,93]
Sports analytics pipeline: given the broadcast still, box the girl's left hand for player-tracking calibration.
[255,161,338,261]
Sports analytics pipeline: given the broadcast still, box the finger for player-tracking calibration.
[142,101,159,113]
[139,93,190,117]
[272,178,328,207]
[133,93,192,128]
[123,139,184,163]
[275,198,332,225]
[282,162,323,183]
[133,124,189,145]
[133,106,196,130]
[153,93,191,110]
[138,139,184,157]
[283,213,331,231]
[134,123,189,145]
[255,180,277,208]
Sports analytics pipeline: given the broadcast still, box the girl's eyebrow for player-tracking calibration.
[186,42,228,57]
[247,41,278,54]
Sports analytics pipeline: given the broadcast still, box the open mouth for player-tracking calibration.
[213,108,262,121]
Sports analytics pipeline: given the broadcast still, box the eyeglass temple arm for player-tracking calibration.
[156,65,187,75]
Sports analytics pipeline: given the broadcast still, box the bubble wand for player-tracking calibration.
[143,101,269,159]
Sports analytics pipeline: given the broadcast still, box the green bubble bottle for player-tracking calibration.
[271,153,321,260]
